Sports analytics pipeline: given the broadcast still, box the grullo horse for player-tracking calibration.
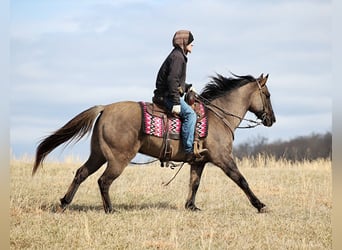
[33,73,276,213]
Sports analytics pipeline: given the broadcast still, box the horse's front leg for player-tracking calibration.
[218,156,267,213]
[185,162,205,211]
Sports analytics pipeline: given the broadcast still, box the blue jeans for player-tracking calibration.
[165,98,197,153]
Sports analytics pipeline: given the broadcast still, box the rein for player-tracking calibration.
[130,158,159,165]
[198,96,263,128]
[196,79,266,134]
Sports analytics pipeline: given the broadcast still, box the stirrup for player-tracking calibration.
[193,140,208,158]
[194,148,208,158]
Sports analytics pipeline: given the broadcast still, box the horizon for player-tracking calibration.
[11,130,332,163]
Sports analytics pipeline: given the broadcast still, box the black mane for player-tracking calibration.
[200,73,256,101]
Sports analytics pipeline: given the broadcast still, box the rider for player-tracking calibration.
[153,30,207,162]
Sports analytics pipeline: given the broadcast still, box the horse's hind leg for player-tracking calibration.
[97,159,128,213]
[218,157,266,212]
[185,162,205,211]
[59,154,106,211]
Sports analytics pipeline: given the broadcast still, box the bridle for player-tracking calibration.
[255,78,269,124]
[195,79,268,139]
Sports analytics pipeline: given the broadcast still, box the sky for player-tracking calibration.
[10,0,332,161]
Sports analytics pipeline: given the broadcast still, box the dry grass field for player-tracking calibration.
[10,156,331,249]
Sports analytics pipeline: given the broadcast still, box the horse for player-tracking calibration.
[33,73,276,213]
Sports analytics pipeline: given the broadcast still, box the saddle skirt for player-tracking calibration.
[140,101,208,140]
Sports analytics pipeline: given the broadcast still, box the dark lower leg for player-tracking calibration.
[221,160,265,212]
[60,166,89,209]
[60,157,105,209]
[235,174,265,211]
[97,161,125,213]
[98,176,115,213]
[185,164,204,211]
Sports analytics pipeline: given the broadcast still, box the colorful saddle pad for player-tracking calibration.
[140,101,208,139]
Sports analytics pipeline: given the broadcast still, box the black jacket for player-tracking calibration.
[154,47,191,105]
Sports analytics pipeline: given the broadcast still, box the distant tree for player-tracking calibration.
[233,132,332,161]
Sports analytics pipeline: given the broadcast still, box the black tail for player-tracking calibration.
[33,105,105,176]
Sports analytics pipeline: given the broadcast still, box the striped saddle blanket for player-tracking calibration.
[140,101,208,140]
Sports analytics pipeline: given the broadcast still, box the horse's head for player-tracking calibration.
[249,74,276,127]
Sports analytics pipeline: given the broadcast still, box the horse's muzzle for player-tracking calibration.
[261,112,276,127]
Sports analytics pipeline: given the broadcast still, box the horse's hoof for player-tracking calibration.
[104,207,115,214]
[55,204,66,213]
[258,206,269,213]
[186,205,201,212]
[192,207,201,212]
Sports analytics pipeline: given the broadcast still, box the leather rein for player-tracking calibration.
[195,79,267,139]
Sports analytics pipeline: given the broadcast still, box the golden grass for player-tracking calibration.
[10,157,331,249]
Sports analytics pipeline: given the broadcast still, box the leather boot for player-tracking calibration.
[185,149,208,163]
[185,152,195,163]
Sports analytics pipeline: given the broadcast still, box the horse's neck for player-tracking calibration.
[212,86,252,130]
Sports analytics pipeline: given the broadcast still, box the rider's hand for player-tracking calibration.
[172,105,181,115]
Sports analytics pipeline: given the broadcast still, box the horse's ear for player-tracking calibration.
[260,73,269,86]
[259,73,264,79]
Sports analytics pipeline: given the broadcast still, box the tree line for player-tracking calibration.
[233,132,332,161]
